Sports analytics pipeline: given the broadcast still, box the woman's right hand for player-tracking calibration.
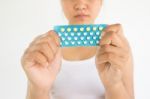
[21,30,62,92]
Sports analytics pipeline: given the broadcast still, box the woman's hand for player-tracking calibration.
[95,24,134,99]
[21,30,62,93]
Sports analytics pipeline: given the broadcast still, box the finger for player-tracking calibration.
[33,36,59,55]
[102,24,129,45]
[35,43,54,62]
[103,24,124,37]
[32,51,48,67]
[100,31,124,48]
[47,37,59,55]
[29,30,60,47]
[100,31,112,45]
[96,52,124,68]
[96,62,111,73]
[29,33,48,46]
[21,53,35,69]
[98,44,127,58]
[48,47,62,71]
[48,30,61,47]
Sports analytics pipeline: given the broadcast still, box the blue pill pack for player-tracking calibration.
[54,24,107,47]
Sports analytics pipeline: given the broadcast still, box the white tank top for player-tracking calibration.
[51,55,105,99]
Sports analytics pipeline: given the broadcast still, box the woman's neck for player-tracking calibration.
[62,46,98,61]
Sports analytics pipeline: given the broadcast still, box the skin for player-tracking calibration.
[21,0,134,99]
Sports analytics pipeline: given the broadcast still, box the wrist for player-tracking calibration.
[105,82,123,93]
[27,83,50,99]
[105,82,131,99]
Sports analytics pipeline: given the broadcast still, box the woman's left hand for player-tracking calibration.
[95,24,134,98]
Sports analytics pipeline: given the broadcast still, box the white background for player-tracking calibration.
[0,0,150,99]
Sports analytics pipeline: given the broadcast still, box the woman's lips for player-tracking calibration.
[74,14,90,19]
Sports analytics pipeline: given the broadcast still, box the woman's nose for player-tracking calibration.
[74,1,87,11]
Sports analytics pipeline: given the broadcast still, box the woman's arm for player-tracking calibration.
[26,84,50,99]
[21,31,61,99]
[95,24,134,99]
[105,82,132,99]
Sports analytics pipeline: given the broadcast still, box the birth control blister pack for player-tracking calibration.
[54,24,107,47]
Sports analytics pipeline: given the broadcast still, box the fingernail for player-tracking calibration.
[107,38,112,44]
[56,42,60,47]
[106,44,109,48]
[110,36,113,40]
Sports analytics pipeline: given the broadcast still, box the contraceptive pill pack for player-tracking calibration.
[54,24,107,47]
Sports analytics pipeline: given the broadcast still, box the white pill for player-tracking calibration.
[93,36,97,40]
[87,36,90,40]
[80,37,84,40]
[68,37,72,40]
[73,28,78,32]
[90,41,94,44]
[65,33,68,36]
[77,41,81,44]
[71,32,74,36]
[74,37,78,40]
[99,26,103,31]
[90,32,94,36]
[80,27,84,31]
[96,32,100,35]
[84,32,87,36]
[93,27,97,31]
[77,32,81,36]
[62,37,65,41]
[65,41,69,45]
[71,41,75,45]
[86,27,91,31]
[84,41,87,44]
[61,28,65,32]
[67,28,71,32]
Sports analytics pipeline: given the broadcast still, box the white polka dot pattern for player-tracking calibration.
[54,24,107,47]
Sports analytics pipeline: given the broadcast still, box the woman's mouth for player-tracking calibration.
[74,14,90,19]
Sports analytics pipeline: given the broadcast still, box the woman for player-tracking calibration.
[21,0,134,99]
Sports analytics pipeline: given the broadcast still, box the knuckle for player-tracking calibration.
[44,36,52,42]
[47,36,55,44]
[115,24,123,32]
[33,51,39,56]
[41,35,53,43]
[115,23,122,28]
[49,31,60,46]
[41,43,47,49]
[48,30,58,38]
[48,30,55,34]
